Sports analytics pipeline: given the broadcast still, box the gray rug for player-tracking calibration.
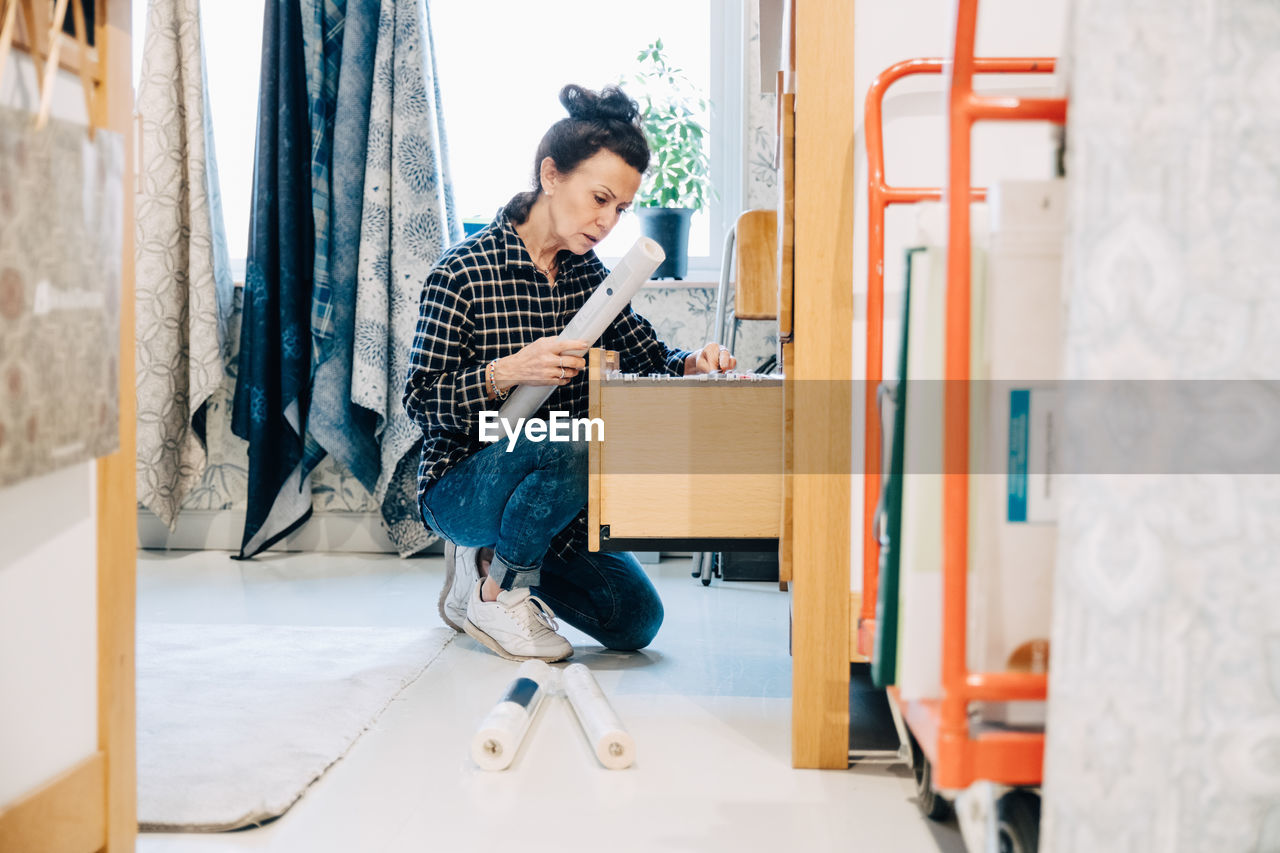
[137,623,454,831]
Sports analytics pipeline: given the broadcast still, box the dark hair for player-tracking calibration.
[504,84,650,224]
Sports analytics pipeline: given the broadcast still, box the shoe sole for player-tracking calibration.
[462,618,573,663]
[438,541,464,633]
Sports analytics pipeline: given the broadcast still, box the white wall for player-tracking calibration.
[849,0,1071,589]
[0,52,103,809]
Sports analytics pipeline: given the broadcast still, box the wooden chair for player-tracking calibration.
[695,209,781,585]
[712,209,778,351]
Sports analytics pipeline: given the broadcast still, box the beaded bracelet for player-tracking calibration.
[487,359,509,400]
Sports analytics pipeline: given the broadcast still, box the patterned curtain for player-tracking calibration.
[232,0,315,557]
[352,0,460,555]
[1043,2,1280,850]
[232,0,456,557]
[135,0,234,527]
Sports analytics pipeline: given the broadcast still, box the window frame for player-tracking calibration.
[693,0,745,280]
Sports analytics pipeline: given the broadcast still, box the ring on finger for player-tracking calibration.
[559,365,566,380]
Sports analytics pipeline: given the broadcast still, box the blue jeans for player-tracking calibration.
[419,435,663,651]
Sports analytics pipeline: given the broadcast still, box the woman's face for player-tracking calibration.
[542,150,643,255]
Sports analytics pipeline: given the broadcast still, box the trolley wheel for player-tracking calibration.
[996,789,1040,853]
[908,732,952,821]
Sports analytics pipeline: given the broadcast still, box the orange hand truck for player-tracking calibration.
[859,0,1067,847]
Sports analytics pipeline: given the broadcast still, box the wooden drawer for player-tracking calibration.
[587,349,783,550]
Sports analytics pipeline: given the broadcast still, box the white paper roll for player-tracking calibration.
[470,659,552,771]
[563,663,635,770]
[497,237,665,426]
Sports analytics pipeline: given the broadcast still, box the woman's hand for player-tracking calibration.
[493,336,590,390]
[685,342,737,375]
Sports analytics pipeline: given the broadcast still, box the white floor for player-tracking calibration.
[135,550,964,853]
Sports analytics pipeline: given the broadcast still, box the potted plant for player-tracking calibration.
[629,39,713,280]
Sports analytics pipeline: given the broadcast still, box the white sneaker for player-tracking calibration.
[463,583,573,662]
[438,541,481,632]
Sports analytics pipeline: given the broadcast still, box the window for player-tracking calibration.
[133,0,743,279]
[432,0,741,276]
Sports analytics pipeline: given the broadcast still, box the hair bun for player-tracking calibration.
[559,84,640,125]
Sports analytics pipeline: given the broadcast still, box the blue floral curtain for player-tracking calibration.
[350,0,460,555]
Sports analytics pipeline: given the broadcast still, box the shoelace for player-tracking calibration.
[509,594,561,636]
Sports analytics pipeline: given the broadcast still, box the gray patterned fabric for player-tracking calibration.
[1043,2,1280,850]
[353,0,459,556]
[0,108,124,488]
[135,0,233,526]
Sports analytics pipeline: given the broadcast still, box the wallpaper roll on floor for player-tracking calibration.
[470,659,552,772]
[563,663,635,770]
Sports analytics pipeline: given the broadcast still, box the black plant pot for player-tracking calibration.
[636,207,693,280]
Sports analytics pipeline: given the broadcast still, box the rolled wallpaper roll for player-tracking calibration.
[563,663,635,770]
[497,237,665,425]
[470,659,553,771]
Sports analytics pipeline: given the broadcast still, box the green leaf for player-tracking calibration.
[630,38,714,210]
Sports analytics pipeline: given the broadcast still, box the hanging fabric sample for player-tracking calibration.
[295,0,346,483]
[135,0,235,527]
[0,107,124,488]
[353,0,459,555]
[232,0,316,557]
[1042,1,1280,849]
[302,0,346,361]
[306,0,382,496]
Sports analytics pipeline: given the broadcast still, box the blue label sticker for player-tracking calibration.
[1008,389,1029,523]
[500,677,541,710]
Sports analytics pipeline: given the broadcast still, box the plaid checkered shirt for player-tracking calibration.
[403,210,693,559]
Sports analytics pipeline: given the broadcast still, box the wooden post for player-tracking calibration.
[789,0,855,769]
[95,0,136,848]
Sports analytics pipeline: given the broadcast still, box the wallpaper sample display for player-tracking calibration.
[1042,2,1280,850]
[0,107,124,488]
[351,0,460,556]
[135,0,235,527]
